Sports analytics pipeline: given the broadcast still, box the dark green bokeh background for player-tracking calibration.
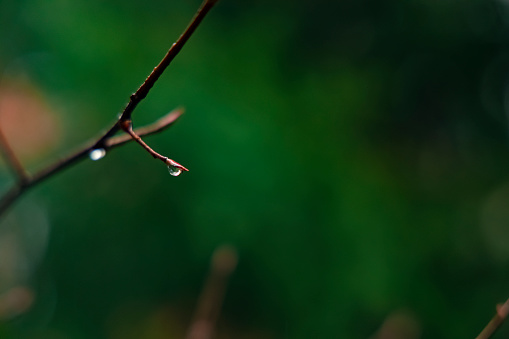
[2,0,509,338]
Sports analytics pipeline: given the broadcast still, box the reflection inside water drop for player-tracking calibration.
[89,148,106,161]
[168,165,182,177]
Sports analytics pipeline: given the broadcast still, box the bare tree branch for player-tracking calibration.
[118,0,219,123]
[0,0,219,218]
[476,297,509,339]
[97,0,219,144]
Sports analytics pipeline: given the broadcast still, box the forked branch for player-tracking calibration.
[0,108,184,216]
[0,0,218,218]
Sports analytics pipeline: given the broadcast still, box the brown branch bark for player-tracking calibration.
[97,0,218,145]
[476,297,509,339]
[118,0,218,123]
[0,0,218,218]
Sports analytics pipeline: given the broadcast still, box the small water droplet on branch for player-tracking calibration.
[164,157,188,177]
[168,165,182,176]
[88,148,106,161]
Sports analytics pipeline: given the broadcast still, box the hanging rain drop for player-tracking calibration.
[168,165,182,177]
[89,148,106,161]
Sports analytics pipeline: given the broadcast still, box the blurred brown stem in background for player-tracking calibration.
[476,297,509,339]
[0,0,218,218]
[0,286,34,320]
[0,128,29,185]
[186,245,238,339]
[370,310,421,339]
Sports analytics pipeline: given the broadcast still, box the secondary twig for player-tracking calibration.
[119,118,189,172]
[0,127,29,184]
[186,245,238,339]
[0,0,218,218]
[106,108,184,148]
[476,297,509,339]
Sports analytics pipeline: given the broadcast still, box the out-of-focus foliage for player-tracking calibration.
[1,0,509,338]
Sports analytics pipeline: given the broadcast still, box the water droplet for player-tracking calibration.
[89,148,106,161]
[168,165,182,177]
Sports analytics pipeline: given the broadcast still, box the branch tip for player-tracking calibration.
[165,158,189,172]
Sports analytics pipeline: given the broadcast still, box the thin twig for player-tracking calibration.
[0,0,218,218]
[0,127,29,184]
[186,245,238,339]
[118,119,189,172]
[476,297,509,339]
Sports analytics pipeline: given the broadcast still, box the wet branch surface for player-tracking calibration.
[0,0,218,218]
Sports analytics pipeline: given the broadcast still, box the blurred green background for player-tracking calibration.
[1,0,509,338]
